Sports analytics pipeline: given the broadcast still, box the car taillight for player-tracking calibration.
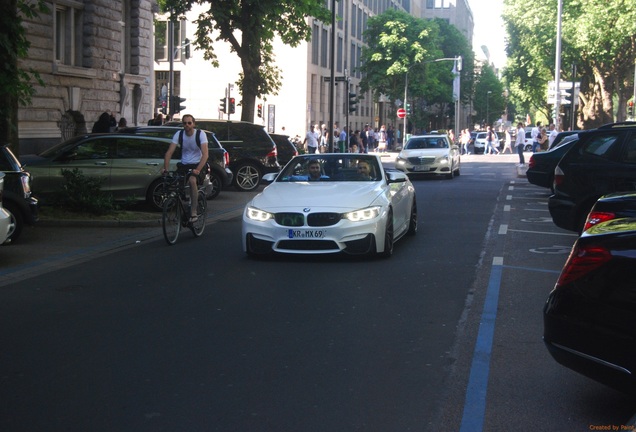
[555,244,611,287]
[267,148,277,158]
[528,155,535,169]
[224,151,230,168]
[583,211,616,232]
[553,165,564,189]
[20,175,31,197]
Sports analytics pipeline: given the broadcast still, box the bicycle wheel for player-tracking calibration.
[162,196,181,245]
[190,190,207,237]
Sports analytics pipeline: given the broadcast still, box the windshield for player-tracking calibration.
[405,137,449,150]
[276,154,382,182]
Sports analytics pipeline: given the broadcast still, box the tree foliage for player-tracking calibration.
[163,0,330,121]
[503,0,636,128]
[1,0,47,151]
[359,10,473,129]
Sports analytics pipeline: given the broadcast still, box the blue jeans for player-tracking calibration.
[532,141,540,153]
[516,144,525,165]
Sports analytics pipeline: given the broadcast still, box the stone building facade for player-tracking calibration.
[18,0,155,154]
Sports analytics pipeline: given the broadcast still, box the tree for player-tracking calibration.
[164,0,330,122]
[0,0,46,152]
[474,65,505,126]
[503,0,636,129]
[359,10,473,129]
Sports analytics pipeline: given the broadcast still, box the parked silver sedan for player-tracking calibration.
[395,134,461,179]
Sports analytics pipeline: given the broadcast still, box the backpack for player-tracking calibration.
[178,128,203,148]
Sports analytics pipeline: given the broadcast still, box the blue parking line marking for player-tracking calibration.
[459,257,503,432]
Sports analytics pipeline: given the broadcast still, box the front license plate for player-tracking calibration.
[288,229,326,239]
[413,165,430,172]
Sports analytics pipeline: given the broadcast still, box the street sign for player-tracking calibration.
[335,76,347,82]
[397,108,406,119]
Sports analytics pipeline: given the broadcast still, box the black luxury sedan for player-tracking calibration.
[544,211,636,395]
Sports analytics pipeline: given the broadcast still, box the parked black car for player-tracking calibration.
[0,145,38,242]
[548,122,636,232]
[269,133,298,167]
[582,191,636,232]
[526,134,578,191]
[543,213,636,395]
[117,126,233,199]
[548,130,579,150]
[166,120,280,192]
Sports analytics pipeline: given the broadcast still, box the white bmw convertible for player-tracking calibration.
[242,153,417,257]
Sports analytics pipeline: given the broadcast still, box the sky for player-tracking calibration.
[468,0,507,69]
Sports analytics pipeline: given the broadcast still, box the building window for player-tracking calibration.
[321,28,328,68]
[312,23,320,65]
[55,1,83,66]
[154,18,184,62]
[337,36,343,73]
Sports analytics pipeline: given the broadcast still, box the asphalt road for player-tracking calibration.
[1,154,634,431]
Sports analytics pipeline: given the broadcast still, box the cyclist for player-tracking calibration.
[162,114,209,222]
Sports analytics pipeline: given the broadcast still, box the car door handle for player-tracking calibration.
[94,162,108,166]
[146,162,159,166]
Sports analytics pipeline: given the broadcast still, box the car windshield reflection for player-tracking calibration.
[277,154,381,182]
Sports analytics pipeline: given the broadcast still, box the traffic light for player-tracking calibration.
[229,97,236,114]
[406,103,411,115]
[220,97,227,113]
[628,101,634,117]
[170,95,186,114]
[257,104,263,118]
[348,92,357,113]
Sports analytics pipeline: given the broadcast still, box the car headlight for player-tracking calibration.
[439,156,449,165]
[342,206,381,222]
[396,158,406,165]
[246,206,274,222]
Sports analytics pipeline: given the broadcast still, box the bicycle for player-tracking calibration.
[161,170,207,245]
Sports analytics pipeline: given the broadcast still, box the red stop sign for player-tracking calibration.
[397,108,406,119]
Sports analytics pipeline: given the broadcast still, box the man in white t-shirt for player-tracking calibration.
[303,124,320,153]
[548,123,558,148]
[515,122,526,166]
[162,114,209,221]
[531,121,542,153]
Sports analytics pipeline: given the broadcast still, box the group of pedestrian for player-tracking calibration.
[304,122,398,154]
[91,111,128,133]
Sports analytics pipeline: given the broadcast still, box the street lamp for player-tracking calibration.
[486,90,492,127]
[403,56,461,146]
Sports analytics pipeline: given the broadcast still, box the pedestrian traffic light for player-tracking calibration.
[348,92,357,113]
[220,97,227,113]
[160,96,167,115]
[257,104,263,118]
[170,95,186,114]
[628,101,634,117]
[406,103,411,115]
[229,97,236,114]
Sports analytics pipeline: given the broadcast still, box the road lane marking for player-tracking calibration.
[459,256,503,432]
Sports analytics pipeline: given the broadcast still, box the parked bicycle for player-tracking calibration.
[161,170,207,245]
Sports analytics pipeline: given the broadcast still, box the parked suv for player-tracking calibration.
[117,126,233,199]
[548,122,636,232]
[21,134,186,211]
[0,145,39,242]
[166,120,280,191]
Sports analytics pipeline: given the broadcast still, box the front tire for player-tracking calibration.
[379,209,394,258]
[162,196,181,245]
[3,201,23,243]
[407,198,417,236]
